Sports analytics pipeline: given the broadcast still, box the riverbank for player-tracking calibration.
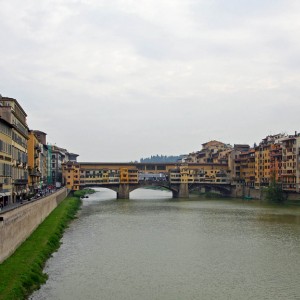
[0,194,82,300]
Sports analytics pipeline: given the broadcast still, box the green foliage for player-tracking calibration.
[74,189,95,198]
[140,154,183,163]
[0,195,82,300]
[265,177,286,204]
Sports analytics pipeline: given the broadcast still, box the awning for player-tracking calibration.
[0,193,7,198]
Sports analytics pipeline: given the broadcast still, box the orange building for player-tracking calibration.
[63,161,80,190]
[27,131,42,192]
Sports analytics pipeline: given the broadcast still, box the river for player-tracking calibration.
[30,188,300,300]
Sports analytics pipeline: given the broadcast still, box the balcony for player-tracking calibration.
[14,179,28,185]
[29,169,41,177]
[34,145,41,152]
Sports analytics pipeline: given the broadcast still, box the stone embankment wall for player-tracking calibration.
[0,188,68,263]
[230,185,262,199]
[230,185,300,202]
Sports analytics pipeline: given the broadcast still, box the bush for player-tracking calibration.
[265,177,287,204]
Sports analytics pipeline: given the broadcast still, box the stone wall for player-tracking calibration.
[0,188,68,263]
[230,185,300,202]
[230,185,262,199]
[286,193,300,201]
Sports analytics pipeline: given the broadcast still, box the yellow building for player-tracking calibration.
[62,164,139,190]
[239,149,255,188]
[28,131,42,193]
[193,140,232,164]
[120,168,139,183]
[0,117,13,207]
[255,144,271,188]
[0,97,29,203]
[169,164,229,184]
[269,143,282,183]
[63,162,80,190]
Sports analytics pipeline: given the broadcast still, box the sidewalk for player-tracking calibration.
[0,200,30,214]
[0,188,61,215]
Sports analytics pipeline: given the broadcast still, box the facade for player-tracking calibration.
[254,134,287,189]
[281,135,300,192]
[33,131,48,188]
[269,143,282,183]
[0,117,13,206]
[63,161,81,190]
[120,168,139,183]
[27,131,42,193]
[49,146,67,187]
[255,144,270,188]
[49,145,79,187]
[186,140,232,165]
[63,163,139,190]
[62,162,230,191]
[239,149,255,188]
[0,97,29,203]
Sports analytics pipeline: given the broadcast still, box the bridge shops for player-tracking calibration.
[62,162,231,199]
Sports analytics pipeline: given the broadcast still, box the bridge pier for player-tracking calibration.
[172,183,189,198]
[117,184,130,199]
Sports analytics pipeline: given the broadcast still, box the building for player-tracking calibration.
[49,145,67,187]
[49,145,79,187]
[186,140,232,165]
[254,134,287,189]
[269,142,282,183]
[0,117,13,207]
[239,149,255,188]
[63,161,81,190]
[281,134,300,192]
[0,97,29,203]
[67,153,79,162]
[33,130,48,189]
[27,131,42,193]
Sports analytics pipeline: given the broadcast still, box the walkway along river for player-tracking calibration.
[31,188,300,300]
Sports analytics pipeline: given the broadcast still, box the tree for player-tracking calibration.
[265,175,286,204]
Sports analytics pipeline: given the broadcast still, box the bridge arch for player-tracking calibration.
[80,185,119,195]
[80,182,231,199]
[80,183,179,199]
[129,183,178,199]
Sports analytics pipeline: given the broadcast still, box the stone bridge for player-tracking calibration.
[81,181,232,199]
[63,161,232,199]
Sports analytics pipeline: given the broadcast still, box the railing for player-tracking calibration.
[14,179,28,185]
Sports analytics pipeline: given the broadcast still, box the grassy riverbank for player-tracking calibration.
[0,194,82,300]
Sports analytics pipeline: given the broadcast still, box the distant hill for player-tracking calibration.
[140,155,183,163]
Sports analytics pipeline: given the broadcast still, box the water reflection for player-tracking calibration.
[31,188,300,300]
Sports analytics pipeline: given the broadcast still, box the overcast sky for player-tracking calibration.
[1,0,300,162]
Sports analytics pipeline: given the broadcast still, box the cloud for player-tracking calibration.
[0,0,300,161]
